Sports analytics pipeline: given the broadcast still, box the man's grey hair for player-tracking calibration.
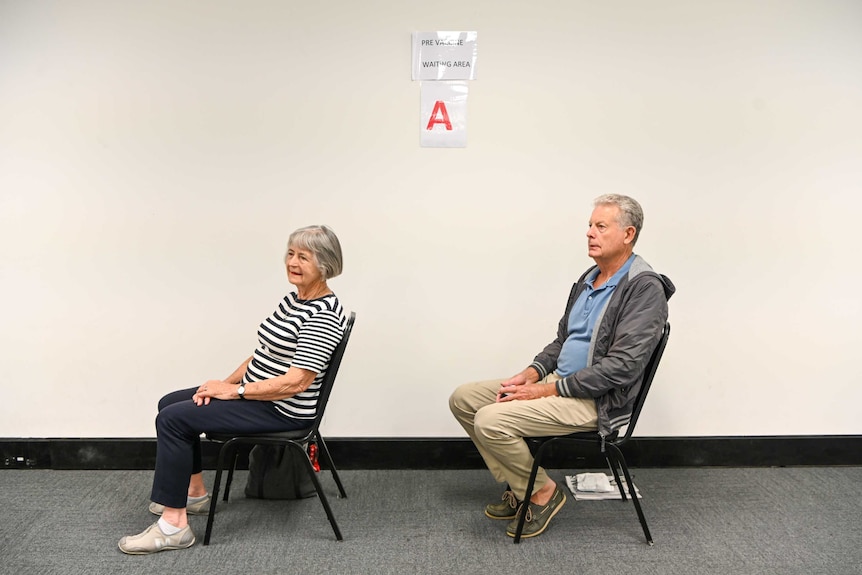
[286,225,343,280]
[594,194,644,246]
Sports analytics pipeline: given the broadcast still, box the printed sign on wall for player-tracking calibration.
[412,31,478,81]
[420,81,468,148]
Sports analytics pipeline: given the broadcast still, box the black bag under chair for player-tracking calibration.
[245,443,317,500]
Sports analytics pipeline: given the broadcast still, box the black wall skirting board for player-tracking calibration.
[1,436,860,470]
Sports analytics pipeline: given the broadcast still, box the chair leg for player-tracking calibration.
[288,442,343,541]
[607,444,653,545]
[204,441,236,545]
[316,436,347,499]
[513,441,549,544]
[605,452,628,502]
[204,443,230,545]
[223,450,240,502]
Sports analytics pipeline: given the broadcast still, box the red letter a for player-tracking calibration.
[426,101,453,131]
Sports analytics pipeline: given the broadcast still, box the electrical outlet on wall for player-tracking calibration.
[4,455,29,467]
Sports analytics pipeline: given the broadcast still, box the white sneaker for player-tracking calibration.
[118,521,195,555]
[149,495,211,516]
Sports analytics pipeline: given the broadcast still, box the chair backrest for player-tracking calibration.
[308,311,356,430]
[617,321,670,443]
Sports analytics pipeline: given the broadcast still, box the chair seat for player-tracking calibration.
[207,428,313,442]
[529,429,620,444]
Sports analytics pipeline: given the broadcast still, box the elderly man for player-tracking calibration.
[449,194,675,539]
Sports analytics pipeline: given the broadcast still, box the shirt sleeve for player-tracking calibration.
[290,310,345,374]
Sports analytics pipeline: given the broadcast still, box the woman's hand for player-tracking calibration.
[193,380,237,406]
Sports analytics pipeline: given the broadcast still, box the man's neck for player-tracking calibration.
[594,252,633,281]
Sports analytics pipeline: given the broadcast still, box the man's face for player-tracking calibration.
[586,204,633,263]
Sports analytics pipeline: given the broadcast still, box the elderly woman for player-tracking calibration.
[119,225,346,555]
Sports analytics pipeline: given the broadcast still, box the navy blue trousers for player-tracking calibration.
[151,387,309,508]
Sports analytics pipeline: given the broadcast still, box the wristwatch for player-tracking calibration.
[237,384,247,400]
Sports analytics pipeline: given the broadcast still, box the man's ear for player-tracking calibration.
[624,226,636,244]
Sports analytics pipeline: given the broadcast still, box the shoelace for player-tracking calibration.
[514,502,534,523]
[502,490,519,509]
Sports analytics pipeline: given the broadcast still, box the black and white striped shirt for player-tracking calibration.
[242,293,345,420]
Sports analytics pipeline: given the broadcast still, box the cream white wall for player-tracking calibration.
[1,0,860,438]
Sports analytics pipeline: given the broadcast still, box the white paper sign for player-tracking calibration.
[420,81,468,148]
[412,31,478,81]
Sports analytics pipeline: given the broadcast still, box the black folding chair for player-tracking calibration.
[203,311,356,544]
[512,322,670,544]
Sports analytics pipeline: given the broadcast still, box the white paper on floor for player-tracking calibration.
[565,473,641,500]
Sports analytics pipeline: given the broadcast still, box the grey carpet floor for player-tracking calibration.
[1,467,860,575]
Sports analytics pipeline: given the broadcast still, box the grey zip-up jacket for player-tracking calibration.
[528,255,675,439]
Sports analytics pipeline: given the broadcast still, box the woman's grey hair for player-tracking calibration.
[594,194,644,246]
[286,225,343,280]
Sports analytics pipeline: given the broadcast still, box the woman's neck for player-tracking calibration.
[296,282,332,301]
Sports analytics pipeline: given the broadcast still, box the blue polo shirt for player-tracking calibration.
[555,255,635,377]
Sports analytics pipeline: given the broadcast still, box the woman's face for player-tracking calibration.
[285,246,324,290]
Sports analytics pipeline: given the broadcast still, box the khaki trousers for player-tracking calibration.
[448,374,597,500]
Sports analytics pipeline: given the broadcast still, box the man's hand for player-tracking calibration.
[497,381,558,402]
[495,368,547,402]
[495,373,526,402]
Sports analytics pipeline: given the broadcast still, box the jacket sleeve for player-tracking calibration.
[555,275,668,399]
[527,281,583,379]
